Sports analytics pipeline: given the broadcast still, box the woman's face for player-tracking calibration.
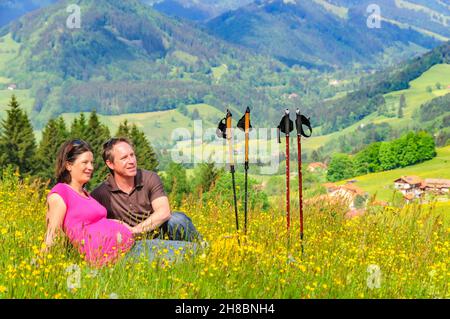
[66,151,94,185]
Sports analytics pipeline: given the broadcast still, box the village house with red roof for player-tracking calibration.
[322,182,338,193]
[307,162,327,172]
[393,176,450,201]
[422,178,450,194]
[328,183,367,210]
[394,176,424,199]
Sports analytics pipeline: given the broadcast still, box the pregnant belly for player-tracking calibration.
[71,219,135,266]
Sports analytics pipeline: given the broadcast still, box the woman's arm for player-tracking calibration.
[42,194,67,252]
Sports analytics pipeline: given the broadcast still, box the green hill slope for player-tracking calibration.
[52,103,222,144]
[0,0,294,129]
[301,63,450,152]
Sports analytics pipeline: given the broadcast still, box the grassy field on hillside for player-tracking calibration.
[303,63,450,151]
[211,64,228,82]
[0,171,448,298]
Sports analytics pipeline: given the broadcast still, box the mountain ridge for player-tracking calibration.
[207,0,442,69]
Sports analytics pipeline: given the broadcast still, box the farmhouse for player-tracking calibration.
[329,183,367,209]
[323,182,338,193]
[393,176,424,198]
[423,178,450,194]
[307,162,327,172]
[288,93,299,99]
[329,79,340,86]
[393,176,450,200]
[7,84,17,90]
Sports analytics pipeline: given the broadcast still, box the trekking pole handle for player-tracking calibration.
[226,109,234,166]
[245,107,250,164]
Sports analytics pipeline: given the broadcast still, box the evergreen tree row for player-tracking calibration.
[0,95,158,188]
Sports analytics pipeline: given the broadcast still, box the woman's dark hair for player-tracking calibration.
[55,139,93,184]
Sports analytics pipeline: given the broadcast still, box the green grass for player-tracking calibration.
[0,77,10,84]
[0,33,36,128]
[171,50,199,65]
[337,145,450,201]
[381,63,450,120]
[0,33,20,70]
[211,64,228,81]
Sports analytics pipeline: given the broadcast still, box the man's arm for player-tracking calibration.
[132,196,171,234]
[131,171,171,235]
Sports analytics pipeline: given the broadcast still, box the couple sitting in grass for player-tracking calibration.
[43,138,202,267]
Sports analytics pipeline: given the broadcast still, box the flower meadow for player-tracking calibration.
[0,172,448,299]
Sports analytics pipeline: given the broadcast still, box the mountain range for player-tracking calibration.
[0,0,292,127]
[0,0,56,27]
[143,0,254,21]
[2,0,448,69]
[207,0,445,69]
[0,0,449,143]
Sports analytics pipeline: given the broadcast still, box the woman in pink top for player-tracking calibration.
[43,139,135,267]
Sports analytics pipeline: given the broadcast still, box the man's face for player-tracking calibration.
[107,142,137,177]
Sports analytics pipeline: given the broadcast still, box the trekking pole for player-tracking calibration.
[277,109,294,233]
[295,108,312,257]
[217,109,239,238]
[237,107,252,235]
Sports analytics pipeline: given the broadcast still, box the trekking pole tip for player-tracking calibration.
[246,106,250,113]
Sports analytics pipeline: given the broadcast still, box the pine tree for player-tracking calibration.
[192,161,221,193]
[0,95,37,174]
[35,117,69,183]
[191,108,200,120]
[116,120,131,138]
[130,124,159,171]
[398,94,405,118]
[397,104,404,118]
[162,162,190,207]
[70,113,89,140]
[86,110,111,188]
[311,149,321,162]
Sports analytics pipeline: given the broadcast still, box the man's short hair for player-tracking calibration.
[102,137,134,165]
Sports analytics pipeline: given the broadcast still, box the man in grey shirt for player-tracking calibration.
[91,137,201,243]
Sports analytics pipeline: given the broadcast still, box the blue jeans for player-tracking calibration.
[127,239,199,263]
[152,211,202,242]
[125,212,203,263]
